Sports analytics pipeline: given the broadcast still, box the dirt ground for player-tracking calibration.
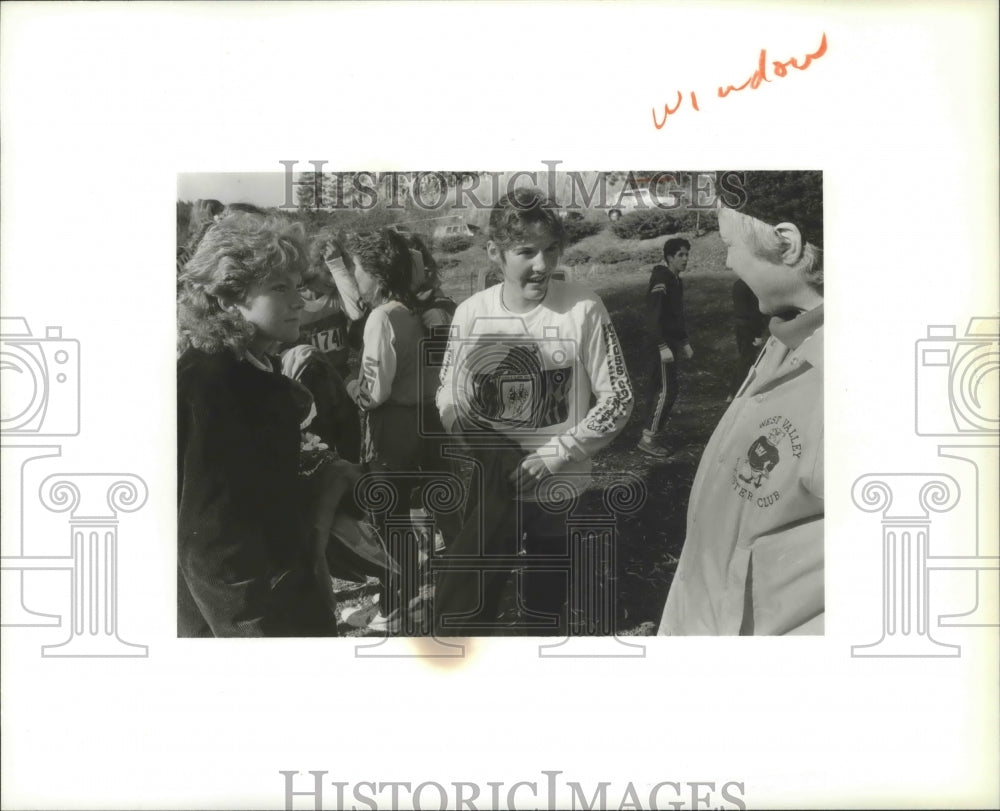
[335,229,745,636]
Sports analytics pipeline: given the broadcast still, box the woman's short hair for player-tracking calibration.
[342,228,414,305]
[487,187,566,252]
[400,231,439,286]
[722,208,823,294]
[177,212,308,355]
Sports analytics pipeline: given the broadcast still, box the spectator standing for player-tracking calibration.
[728,277,769,401]
[638,237,694,458]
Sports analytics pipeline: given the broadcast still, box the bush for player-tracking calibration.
[562,217,604,245]
[637,246,664,265]
[563,247,592,266]
[436,257,461,271]
[673,209,718,233]
[594,247,631,265]
[697,208,719,232]
[177,200,192,247]
[610,208,680,240]
[437,235,474,254]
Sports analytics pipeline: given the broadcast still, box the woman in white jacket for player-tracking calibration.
[659,199,824,636]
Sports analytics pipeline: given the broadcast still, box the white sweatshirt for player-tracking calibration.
[436,281,634,493]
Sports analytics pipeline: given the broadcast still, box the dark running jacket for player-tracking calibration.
[645,264,688,351]
[177,347,336,637]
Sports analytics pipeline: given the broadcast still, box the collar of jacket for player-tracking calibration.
[769,305,824,359]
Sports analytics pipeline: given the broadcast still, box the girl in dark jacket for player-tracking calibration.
[176,212,348,637]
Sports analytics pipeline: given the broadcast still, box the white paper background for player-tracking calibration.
[2,1,997,809]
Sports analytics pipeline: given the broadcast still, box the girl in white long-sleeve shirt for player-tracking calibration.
[344,229,438,633]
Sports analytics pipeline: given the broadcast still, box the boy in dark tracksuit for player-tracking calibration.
[639,237,693,457]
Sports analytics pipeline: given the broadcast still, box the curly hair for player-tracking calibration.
[487,187,566,252]
[176,199,225,273]
[303,226,352,285]
[177,212,308,356]
[189,199,224,237]
[342,228,414,307]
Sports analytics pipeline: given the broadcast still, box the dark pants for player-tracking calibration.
[644,349,680,435]
[365,404,423,629]
[291,354,362,463]
[366,404,464,633]
[730,325,762,397]
[417,405,464,547]
[433,436,569,636]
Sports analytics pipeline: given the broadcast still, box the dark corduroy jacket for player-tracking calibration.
[177,347,335,637]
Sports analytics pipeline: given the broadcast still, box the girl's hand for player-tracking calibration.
[322,240,343,262]
[508,452,566,494]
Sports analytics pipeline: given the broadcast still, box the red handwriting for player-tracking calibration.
[652,33,827,129]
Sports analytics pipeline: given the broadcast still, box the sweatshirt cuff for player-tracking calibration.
[540,435,581,468]
[439,404,458,435]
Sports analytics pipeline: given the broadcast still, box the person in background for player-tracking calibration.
[280,227,364,462]
[659,198,824,636]
[343,228,431,633]
[401,231,458,333]
[637,237,693,458]
[399,231,462,551]
[728,277,769,402]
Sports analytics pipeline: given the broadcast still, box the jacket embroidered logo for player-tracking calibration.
[732,418,802,508]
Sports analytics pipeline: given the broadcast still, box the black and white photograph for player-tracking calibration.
[175,169,825,639]
[2,2,997,809]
